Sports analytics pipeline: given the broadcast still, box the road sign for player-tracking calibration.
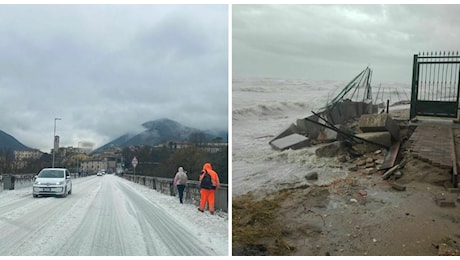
[132,156,138,168]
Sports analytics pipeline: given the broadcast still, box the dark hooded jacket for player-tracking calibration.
[199,163,220,190]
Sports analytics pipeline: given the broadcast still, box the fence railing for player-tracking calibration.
[0,174,35,192]
[122,174,228,212]
[410,51,460,119]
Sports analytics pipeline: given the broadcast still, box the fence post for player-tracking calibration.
[410,53,419,120]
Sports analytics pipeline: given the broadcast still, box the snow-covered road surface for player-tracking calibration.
[0,174,228,256]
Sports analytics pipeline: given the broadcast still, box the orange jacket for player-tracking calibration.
[199,163,220,190]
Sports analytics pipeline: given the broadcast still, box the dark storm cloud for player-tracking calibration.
[0,4,228,152]
[233,4,460,82]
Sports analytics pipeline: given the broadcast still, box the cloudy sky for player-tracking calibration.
[0,4,228,152]
[233,4,460,83]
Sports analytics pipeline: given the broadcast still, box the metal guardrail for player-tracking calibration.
[0,174,35,192]
[122,174,228,212]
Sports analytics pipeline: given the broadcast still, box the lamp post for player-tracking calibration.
[77,141,83,176]
[52,117,62,168]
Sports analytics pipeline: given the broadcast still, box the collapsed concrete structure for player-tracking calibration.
[269,64,460,190]
[269,67,393,153]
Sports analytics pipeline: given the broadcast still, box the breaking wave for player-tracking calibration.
[232,101,318,121]
[232,77,350,121]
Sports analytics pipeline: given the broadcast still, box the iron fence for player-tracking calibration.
[410,51,460,119]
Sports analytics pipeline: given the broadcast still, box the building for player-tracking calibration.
[80,158,118,174]
[200,142,228,153]
[161,141,228,153]
[13,149,43,169]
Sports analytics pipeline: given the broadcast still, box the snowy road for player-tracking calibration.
[0,174,228,256]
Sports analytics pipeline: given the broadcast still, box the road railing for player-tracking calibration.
[122,174,228,212]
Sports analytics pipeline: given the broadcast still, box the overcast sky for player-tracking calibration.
[233,4,460,83]
[0,4,228,152]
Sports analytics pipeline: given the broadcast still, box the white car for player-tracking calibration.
[97,171,103,176]
[33,168,72,198]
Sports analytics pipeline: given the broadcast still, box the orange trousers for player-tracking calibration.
[199,189,216,212]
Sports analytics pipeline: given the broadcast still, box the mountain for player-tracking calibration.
[0,130,29,150]
[94,118,227,152]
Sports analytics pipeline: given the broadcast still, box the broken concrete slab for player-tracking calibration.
[380,141,401,170]
[269,133,311,151]
[437,199,456,208]
[435,194,457,207]
[270,123,300,143]
[358,190,367,197]
[354,132,392,153]
[325,105,344,125]
[297,115,321,140]
[362,168,378,175]
[358,113,400,141]
[391,182,406,191]
[296,101,378,143]
[325,101,376,125]
[341,100,359,120]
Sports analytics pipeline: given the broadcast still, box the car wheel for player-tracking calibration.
[68,188,72,195]
[62,188,67,198]
[33,194,38,198]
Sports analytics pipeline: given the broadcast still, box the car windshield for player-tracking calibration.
[38,169,64,178]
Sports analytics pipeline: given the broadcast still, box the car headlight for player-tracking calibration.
[34,181,40,185]
[56,181,64,185]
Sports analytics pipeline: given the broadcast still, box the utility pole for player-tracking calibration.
[52,117,61,168]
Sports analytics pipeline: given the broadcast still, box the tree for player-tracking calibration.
[188,131,207,146]
[159,146,207,180]
[153,146,228,184]
[206,147,228,184]
[22,153,52,174]
[121,147,137,170]
[0,148,14,173]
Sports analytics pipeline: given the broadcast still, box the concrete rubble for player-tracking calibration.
[268,66,460,202]
[269,67,401,160]
[270,67,379,151]
[269,133,310,151]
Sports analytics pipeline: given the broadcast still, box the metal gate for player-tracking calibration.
[410,51,460,119]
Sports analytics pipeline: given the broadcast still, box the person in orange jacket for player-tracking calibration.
[198,162,220,214]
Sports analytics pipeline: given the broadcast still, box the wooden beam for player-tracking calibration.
[380,140,401,170]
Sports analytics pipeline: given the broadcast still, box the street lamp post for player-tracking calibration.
[52,117,62,168]
[77,141,83,176]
